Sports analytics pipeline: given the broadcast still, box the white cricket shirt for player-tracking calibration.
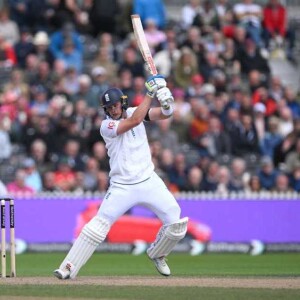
[100,107,154,184]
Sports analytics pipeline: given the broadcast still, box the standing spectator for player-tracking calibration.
[133,0,166,29]
[0,8,20,45]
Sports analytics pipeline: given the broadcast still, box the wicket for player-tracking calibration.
[1,198,16,278]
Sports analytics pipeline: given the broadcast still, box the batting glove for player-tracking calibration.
[156,87,174,109]
[145,75,167,98]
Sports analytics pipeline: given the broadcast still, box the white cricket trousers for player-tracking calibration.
[97,172,181,226]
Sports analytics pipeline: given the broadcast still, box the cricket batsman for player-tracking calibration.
[54,75,188,279]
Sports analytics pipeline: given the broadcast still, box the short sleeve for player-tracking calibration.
[100,120,120,138]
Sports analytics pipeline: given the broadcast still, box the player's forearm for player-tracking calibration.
[131,95,152,124]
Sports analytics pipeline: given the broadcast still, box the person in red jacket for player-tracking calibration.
[262,0,295,61]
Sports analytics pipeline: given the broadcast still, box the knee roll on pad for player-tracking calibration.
[147,217,189,259]
[82,216,110,244]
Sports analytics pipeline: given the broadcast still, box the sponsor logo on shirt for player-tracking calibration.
[108,121,115,129]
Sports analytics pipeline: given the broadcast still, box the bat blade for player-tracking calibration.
[131,14,158,75]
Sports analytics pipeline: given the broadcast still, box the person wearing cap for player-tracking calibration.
[31,31,55,67]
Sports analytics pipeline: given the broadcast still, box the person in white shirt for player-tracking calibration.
[54,75,188,279]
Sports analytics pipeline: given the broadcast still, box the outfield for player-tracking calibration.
[0,253,300,299]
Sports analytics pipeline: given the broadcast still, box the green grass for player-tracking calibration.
[0,253,299,299]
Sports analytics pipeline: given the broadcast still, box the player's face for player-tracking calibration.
[106,102,123,120]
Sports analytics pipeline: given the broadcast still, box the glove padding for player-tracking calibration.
[156,87,174,109]
[145,75,167,98]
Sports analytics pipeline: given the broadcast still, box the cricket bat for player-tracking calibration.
[131,14,158,76]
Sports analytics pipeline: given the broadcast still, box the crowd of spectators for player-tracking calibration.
[0,0,299,196]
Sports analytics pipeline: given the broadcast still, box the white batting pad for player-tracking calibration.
[147,217,189,259]
[59,216,110,278]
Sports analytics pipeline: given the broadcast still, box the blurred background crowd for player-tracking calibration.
[0,0,300,196]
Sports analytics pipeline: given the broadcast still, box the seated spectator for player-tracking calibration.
[53,156,77,192]
[82,157,99,192]
[0,8,20,45]
[0,115,12,160]
[186,74,204,99]
[260,116,283,160]
[131,76,147,107]
[179,26,204,59]
[229,113,260,157]
[200,115,231,158]
[215,165,231,194]
[262,0,295,62]
[237,37,270,78]
[6,169,34,195]
[22,157,42,192]
[205,31,226,55]
[230,157,249,191]
[248,70,267,93]
[56,38,82,73]
[283,87,300,118]
[14,26,33,68]
[252,87,277,117]
[188,101,210,149]
[0,33,17,67]
[215,0,234,36]
[0,179,8,196]
[268,76,284,103]
[29,138,52,174]
[61,67,80,96]
[233,0,263,46]
[96,170,109,194]
[284,137,300,174]
[169,109,190,145]
[246,174,262,192]
[181,0,201,30]
[133,0,166,29]
[30,85,49,116]
[92,46,118,82]
[277,105,294,137]
[42,171,58,192]
[257,156,279,190]
[289,163,300,192]
[3,69,30,99]
[92,141,110,172]
[182,166,203,192]
[144,18,166,54]
[119,47,145,78]
[167,153,188,191]
[201,161,220,192]
[50,22,83,58]
[200,51,224,83]
[272,172,292,193]
[174,47,199,89]
[61,139,86,172]
[172,88,192,121]
[153,40,180,78]
[31,31,55,67]
[193,0,220,35]
[253,102,266,143]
